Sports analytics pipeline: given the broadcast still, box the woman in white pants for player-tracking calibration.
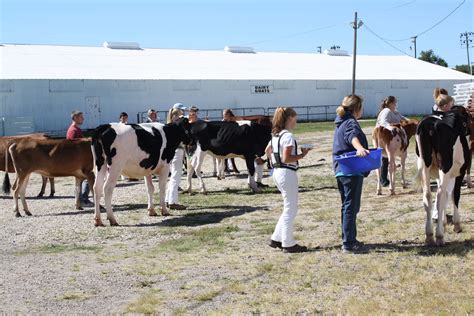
[165,104,187,210]
[265,107,310,253]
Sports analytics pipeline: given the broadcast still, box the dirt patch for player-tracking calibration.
[0,127,473,314]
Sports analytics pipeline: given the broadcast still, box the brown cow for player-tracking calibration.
[372,119,418,195]
[1,134,55,197]
[3,138,94,217]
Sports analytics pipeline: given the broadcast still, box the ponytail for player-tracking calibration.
[336,95,363,118]
[378,96,396,114]
[433,87,448,100]
[272,107,297,135]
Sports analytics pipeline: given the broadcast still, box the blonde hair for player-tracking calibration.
[433,87,448,100]
[436,94,454,110]
[378,96,396,114]
[167,108,183,124]
[272,107,297,135]
[336,95,363,118]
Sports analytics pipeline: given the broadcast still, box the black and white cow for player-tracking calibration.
[415,106,472,245]
[187,120,271,194]
[91,118,191,227]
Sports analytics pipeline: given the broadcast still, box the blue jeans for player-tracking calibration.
[337,175,364,249]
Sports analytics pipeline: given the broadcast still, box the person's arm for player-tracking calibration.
[265,142,272,161]
[281,146,309,163]
[351,137,369,157]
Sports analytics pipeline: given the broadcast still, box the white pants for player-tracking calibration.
[165,148,184,204]
[271,168,298,247]
[255,161,263,182]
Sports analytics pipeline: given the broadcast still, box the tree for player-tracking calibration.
[453,64,472,75]
[418,49,448,67]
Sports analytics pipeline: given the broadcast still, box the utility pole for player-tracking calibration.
[460,32,473,79]
[411,36,417,58]
[317,46,322,53]
[351,12,363,95]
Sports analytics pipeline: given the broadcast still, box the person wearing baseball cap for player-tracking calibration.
[172,103,187,111]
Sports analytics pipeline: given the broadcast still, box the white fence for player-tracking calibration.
[453,82,474,106]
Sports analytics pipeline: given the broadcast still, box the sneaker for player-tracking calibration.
[168,203,187,210]
[256,182,269,188]
[82,200,94,207]
[282,244,308,253]
[268,239,282,249]
[342,242,369,254]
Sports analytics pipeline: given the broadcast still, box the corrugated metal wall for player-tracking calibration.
[0,79,464,133]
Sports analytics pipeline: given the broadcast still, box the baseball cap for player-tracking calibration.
[172,103,187,110]
[71,110,83,120]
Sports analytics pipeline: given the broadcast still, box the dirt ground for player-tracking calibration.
[0,126,472,314]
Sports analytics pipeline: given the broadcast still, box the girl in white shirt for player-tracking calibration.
[376,96,407,187]
[265,107,310,253]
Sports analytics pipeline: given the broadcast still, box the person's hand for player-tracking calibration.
[255,157,266,165]
[301,148,310,157]
[356,148,370,157]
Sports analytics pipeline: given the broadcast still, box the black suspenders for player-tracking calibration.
[271,132,298,171]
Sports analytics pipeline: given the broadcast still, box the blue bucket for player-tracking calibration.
[335,148,382,174]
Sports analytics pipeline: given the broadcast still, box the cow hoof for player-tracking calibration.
[148,208,157,216]
[25,210,32,216]
[76,206,84,211]
[49,193,55,198]
[94,219,105,227]
[435,237,445,246]
[161,209,171,216]
[453,224,462,233]
[377,190,382,195]
[425,235,435,245]
[37,193,44,198]
[15,212,22,218]
[390,190,395,196]
[109,219,120,226]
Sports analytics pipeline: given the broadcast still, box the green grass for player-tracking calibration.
[294,119,377,134]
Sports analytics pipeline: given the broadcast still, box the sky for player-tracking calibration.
[1,0,473,67]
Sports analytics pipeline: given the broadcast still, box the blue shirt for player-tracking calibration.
[332,112,369,176]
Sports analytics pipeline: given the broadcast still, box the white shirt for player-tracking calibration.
[376,108,407,128]
[270,130,297,167]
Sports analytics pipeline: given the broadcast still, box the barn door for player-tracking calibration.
[84,96,101,129]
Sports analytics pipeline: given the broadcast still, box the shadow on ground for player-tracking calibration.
[308,239,473,257]
[124,205,267,228]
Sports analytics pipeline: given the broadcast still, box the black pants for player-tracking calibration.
[380,157,389,185]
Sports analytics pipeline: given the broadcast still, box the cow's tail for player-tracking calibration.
[2,146,11,194]
[413,156,423,193]
[91,124,110,171]
[412,134,424,193]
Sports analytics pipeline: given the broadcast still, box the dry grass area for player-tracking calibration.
[0,122,473,314]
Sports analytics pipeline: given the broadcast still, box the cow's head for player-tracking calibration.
[400,118,419,140]
[172,117,192,145]
[450,106,471,137]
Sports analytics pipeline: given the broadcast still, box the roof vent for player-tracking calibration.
[323,49,350,56]
[224,46,255,54]
[103,41,141,50]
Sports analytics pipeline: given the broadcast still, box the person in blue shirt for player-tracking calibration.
[333,95,370,254]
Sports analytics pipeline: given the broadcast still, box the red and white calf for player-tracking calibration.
[372,119,418,195]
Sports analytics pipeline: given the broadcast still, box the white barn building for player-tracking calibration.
[0,43,472,135]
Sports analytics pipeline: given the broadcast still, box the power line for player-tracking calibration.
[379,0,466,42]
[363,23,412,56]
[242,24,340,46]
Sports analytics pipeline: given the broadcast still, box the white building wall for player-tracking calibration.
[0,78,464,133]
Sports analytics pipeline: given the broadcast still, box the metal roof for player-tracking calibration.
[1,44,472,81]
